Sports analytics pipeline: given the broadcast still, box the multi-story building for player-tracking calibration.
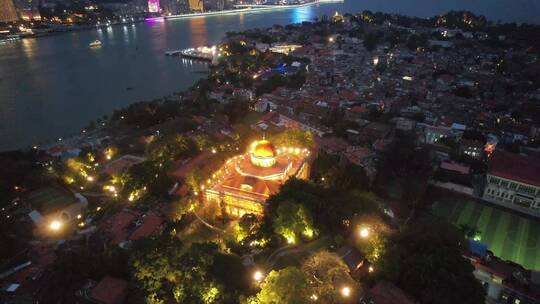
[14,0,40,20]
[483,151,540,214]
[0,0,19,23]
[188,0,203,12]
[205,139,311,218]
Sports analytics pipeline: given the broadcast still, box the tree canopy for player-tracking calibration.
[301,251,357,303]
[377,216,485,304]
[251,267,314,304]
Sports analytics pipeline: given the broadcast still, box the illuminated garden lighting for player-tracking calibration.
[77,214,82,219]
[341,286,351,298]
[253,270,264,282]
[359,227,370,238]
[368,266,374,273]
[87,176,94,182]
[286,235,295,244]
[49,220,62,231]
[310,294,318,301]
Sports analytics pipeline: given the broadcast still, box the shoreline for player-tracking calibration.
[159,0,344,21]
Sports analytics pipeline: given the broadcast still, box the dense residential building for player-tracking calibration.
[0,0,18,22]
[205,139,311,217]
[483,151,540,214]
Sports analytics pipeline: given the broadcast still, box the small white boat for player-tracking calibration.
[89,40,102,48]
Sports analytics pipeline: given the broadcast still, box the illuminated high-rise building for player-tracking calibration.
[188,0,203,12]
[0,0,19,23]
[148,0,160,12]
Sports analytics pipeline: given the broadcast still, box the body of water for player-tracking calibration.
[1,0,539,151]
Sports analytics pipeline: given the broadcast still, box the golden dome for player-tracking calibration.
[252,140,276,158]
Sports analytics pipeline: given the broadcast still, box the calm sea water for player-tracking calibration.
[0,0,539,151]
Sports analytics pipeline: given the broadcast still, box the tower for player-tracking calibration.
[0,0,19,23]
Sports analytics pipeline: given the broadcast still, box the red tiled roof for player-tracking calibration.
[488,151,540,187]
[128,215,164,241]
[90,276,128,304]
[101,211,139,245]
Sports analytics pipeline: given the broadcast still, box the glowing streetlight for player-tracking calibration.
[359,227,370,238]
[341,286,351,298]
[253,270,264,282]
[49,220,62,231]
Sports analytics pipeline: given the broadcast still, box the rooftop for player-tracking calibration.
[488,151,540,187]
[89,276,128,304]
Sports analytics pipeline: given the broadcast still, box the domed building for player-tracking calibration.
[205,138,312,218]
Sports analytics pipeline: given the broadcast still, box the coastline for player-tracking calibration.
[160,0,344,21]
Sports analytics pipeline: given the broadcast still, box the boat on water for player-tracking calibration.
[89,40,102,48]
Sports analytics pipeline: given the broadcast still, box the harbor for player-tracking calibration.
[166,46,217,62]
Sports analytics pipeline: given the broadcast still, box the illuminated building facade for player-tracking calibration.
[188,0,203,12]
[148,0,160,13]
[0,0,18,22]
[205,139,311,218]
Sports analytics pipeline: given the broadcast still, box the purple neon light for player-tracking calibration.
[148,0,160,13]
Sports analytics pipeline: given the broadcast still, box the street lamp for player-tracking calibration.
[341,286,351,298]
[359,227,370,238]
[253,270,264,282]
[49,220,62,231]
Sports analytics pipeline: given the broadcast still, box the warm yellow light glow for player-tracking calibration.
[311,294,318,301]
[368,266,374,273]
[329,37,334,42]
[341,286,351,297]
[77,214,82,219]
[87,176,94,182]
[253,270,264,282]
[49,220,62,231]
[286,235,295,244]
[359,227,370,238]
[96,206,101,211]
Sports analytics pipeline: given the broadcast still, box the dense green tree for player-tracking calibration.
[378,216,485,304]
[265,179,379,236]
[252,267,314,304]
[273,201,317,243]
[301,251,357,303]
[363,32,381,51]
[131,239,245,304]
[269,129,314,148]
[146,133,199,164]
[121,160,173,199]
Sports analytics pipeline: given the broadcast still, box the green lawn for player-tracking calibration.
[432,199,540,270]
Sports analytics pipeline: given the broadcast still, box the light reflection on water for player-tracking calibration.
[0,0,539,150]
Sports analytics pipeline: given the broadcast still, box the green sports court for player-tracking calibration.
[432,199,540,271]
